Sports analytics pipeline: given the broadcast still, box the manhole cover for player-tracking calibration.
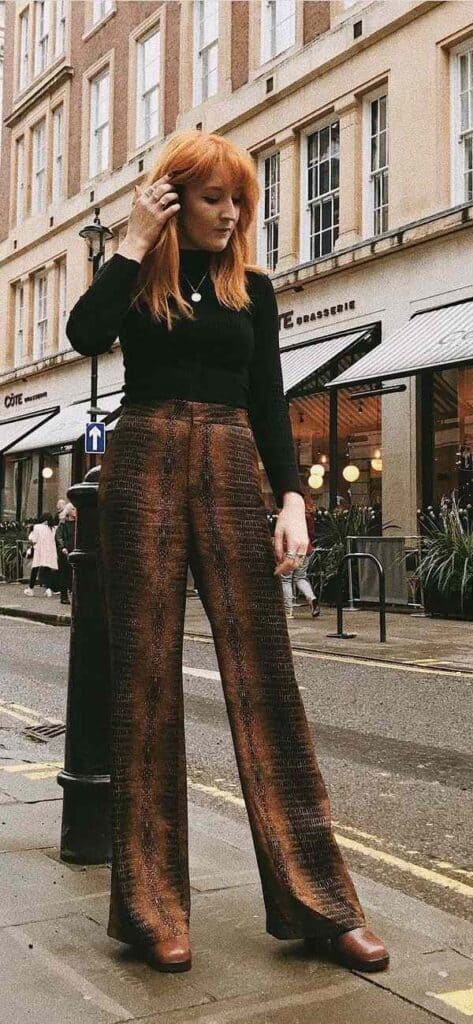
[23,722,66,742]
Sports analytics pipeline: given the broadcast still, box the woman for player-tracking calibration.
[24,513,58,597]
[55,502,76,605]
[66,130,388,975]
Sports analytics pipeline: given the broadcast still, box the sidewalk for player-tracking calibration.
[1,756,473,1024]
[2,580,473,673]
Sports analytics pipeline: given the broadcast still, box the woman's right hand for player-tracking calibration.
[125,173,180,257]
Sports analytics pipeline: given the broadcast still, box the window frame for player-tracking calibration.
[14,283,26,368]
[258,149,281,272]
[451,37,473,205]
[135,25,161,150]
[33,270,48,361]
[301,114,341,263]
[89,67,110,179]
[33,0,50,78]
[193,0,219,106]
[31,117,47,215]
[362,84,389,239]
[18,7,30,91]
[260,0,296,65]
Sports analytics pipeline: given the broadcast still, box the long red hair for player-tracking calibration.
[128,130,266,331]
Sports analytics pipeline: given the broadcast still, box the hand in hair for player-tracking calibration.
[124,174,181,259]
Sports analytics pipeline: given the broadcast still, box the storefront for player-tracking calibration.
[327,297,473,512]
[0,349,124,523]
[279,324,383,510]
[271,220,473,535]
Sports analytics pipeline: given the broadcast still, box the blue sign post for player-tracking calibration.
[85,421,106,455]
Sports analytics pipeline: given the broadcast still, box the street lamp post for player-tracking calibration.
[78,209,114,450]
[57,208,114,863]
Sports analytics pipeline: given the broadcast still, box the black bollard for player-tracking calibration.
[57,465,112,863]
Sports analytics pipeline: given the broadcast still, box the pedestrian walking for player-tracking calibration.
[54,498,68,526]
[55,502,76,605]
[66,129,388,975]
[24,513,58,597]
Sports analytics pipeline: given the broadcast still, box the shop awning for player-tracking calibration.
[326,299,473,389]
[0,407,60,455]
[6,393,124,454]
[280,328,375,395]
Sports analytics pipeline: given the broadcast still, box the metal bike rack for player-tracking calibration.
[327,552,387,643]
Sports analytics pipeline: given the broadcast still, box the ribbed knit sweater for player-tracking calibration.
[65,246,304,506]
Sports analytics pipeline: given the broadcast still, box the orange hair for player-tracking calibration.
[128,130,266,331]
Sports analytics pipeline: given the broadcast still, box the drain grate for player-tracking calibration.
[23,721,66,742]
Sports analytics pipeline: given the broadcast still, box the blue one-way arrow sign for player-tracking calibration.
[85,421,106,454]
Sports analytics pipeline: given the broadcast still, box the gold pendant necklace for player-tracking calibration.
[182,270,209,303]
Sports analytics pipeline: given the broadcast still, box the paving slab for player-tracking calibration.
[0,758,62,803]
[1,913,211,1024]
[362,947,473,1024]
[0,794,62,852]
[136,979,440,1024]
[0,847,110,927]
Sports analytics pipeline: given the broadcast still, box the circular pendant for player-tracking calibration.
[191,292,201,302]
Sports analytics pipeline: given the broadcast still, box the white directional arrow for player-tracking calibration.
[88,425,103,451]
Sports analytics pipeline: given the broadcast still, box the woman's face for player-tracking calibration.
[177,176,241,252]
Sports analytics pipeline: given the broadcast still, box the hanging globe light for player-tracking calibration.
[42,467,53,479]
[370,457,383,472]
[310,463,325,476]
[342,464,360,483]
[308,474,324,489]
[320,453,328,464]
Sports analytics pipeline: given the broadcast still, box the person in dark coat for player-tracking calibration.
[55,502,76,605]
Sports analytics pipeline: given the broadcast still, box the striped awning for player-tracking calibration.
[6,393,124,454]
[326,299,473,389]
[0,408,60,455]
[280,328,374,395]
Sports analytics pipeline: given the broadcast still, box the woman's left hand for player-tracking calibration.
[272,493,309,576]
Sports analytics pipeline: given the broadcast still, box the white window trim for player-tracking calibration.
[52,103,64,204]
[14,283,25,367]
[34,0,50,78]
[362,84,389,239]
[16,136,26,226]
[300,113,340,264]
[92,0,113,29]
[54,0,67,59]
[260,0,297,65]
[135,26,160,151]
[31,118,47,215]
[58,259,68,351]
[19,8,29,91]
[33,272,48,361]
[258,148,280,272]
[89,68,110,179]
[450,36,473,206]
[193,0,219,108]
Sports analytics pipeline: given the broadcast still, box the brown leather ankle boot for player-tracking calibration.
[331,926,389,971]
[304,925,389,972]
[143,936,192,973]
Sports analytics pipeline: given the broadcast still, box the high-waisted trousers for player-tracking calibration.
[97,398,366,948]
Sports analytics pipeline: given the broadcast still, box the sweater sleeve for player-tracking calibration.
[247,272,304,508]
[65,252,142,356]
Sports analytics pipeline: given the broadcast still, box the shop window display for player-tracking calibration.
[433,366,473,506]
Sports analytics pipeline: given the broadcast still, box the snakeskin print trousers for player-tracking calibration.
[97,398,366,948]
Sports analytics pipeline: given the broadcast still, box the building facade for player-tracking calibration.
[0,1,472,536]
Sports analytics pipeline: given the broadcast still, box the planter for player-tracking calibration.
[422,587,473,620]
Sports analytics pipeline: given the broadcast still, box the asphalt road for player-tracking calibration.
[1,614,472,924]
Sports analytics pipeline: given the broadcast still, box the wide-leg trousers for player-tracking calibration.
[97,398,366,948]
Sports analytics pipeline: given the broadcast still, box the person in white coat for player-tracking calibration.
[24,513,59,597]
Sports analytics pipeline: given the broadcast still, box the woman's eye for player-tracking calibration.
[204,197,242,204]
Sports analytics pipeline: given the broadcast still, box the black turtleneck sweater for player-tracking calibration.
[65,247,304,506]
